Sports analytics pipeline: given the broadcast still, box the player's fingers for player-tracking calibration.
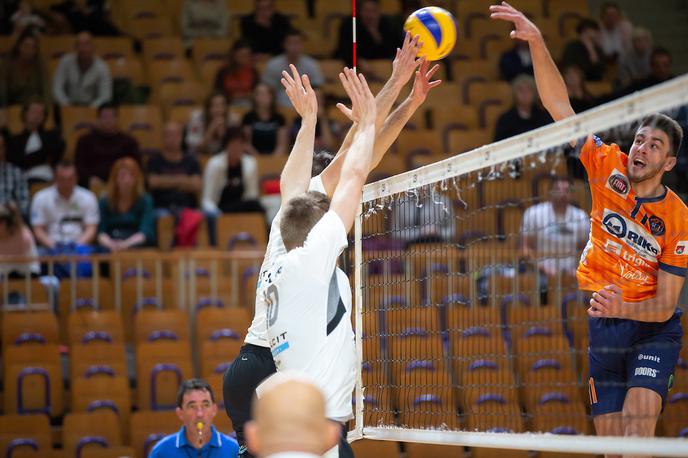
[403,31,411,47]
[289,64,301,86]
[426,63,441,79]
[604,284,621,294]
[281,70,295,86]
[358,72,373,97]
[593,291,610,305]
[490,11,520,21]
[301,74,313,94]
[587,307,605,318]
[428,79,443,88]
[395,48,401,60]
[336,103,354,120]
[410,33,420,50]
[590,296,609,312]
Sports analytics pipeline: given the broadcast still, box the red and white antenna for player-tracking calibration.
[352,0,357,73]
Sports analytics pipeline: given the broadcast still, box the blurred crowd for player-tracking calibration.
[0,0,686,271]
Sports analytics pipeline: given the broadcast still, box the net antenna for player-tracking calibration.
[352,0,357,73]
[350,74,688,457]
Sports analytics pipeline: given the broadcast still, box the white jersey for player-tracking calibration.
[244,175,326,347]
[264,211,355,422]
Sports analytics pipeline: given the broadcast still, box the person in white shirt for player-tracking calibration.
[245,372,339,458]
[598,1,633,62]
[223,33,441,458]
[52,32,112,107]
[261,30,324,109]
[521,176,590,276]
[201,127,261,215]
[31,160,99,250]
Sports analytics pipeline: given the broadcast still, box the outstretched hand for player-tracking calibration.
[391,32,424,86]
[336,67,376,124]
[410,59,442,105]
[489,1,542,43]
[280,64,318,120]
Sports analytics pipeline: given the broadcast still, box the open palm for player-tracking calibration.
[489,1,542,43]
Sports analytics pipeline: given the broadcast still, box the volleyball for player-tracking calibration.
[403,6,457,61]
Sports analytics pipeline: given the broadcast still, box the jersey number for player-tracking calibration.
[265,284,279,328]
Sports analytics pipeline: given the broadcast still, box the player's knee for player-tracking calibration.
[621,390,660,437]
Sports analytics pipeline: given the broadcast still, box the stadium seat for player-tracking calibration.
[67,309,124,345]
[108,57,146,87]
[446,129,492,154]
[544,0,590,19]
[3,344,63,416]
[61,106,98,159]
[130,410,179,458]
[398,391,460,430]
[59,278,114,315]
[216,212,268,249]
[423,83,461,111]
[255,154,288,184]
[196,306,251,348]
[0,414,51,457]
[71,375,132,443]
[472,447,529,458]
[93,36,135,61]
[148,59,197,87]
[387,330,445,363]
[157,81,208,115]
[134,308,190,344]
[70,342,128,381]
[465,402,525,432]
[2,310,59,350]
[136,341,193,410]
[465,81,512,109]
[192,38,231,65]
[5,104,56,134]
[462,385,520,411]
[384,306,441,336]
[125,16,174,41]
[199,60,225,89]
[119,105,163,138]
[405,443,463,458]
[350,440,400,458]
[662,391,688,437]
[395,130,443,160]
[143,37,185,62]
[200,338,243,378]
[531,400,591,435]
[41,34,75,62]
[81,447,136,458]
[63,409,122,457]
[522,384,582,413]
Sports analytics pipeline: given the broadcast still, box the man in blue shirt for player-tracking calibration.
[150,379,239,458]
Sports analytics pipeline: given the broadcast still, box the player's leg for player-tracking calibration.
[620,387,661,458]
[223,344,277,458]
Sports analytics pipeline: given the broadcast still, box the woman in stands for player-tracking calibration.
[214,39,258,109]
[0,29,50,107]
[97,157,155,251]
[241,83,288,156]
[0,202,39,277]
[186,92,235,156]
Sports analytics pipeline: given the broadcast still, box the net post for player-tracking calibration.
[353,200,364,441]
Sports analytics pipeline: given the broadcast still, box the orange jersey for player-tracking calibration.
[576,135,688,302]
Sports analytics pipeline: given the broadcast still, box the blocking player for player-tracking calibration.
[264,66,376,458]
[223,33,441,457]
[492,2,685,454]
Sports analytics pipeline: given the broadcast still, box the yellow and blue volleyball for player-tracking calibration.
[404,7,457,61]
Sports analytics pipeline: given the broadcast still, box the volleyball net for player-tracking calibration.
[351,74,688,456]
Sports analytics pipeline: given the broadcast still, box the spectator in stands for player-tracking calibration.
[181,0,228,48]
[563,65,597,113]
[241,0,291,58]
[52,32,112,107]
[391,155,456,247]
[261,30,324,109]
[74,102,140,190]
[0,30,51,107]
[201,127,262,214]
[7,97,65,184]
[214,39,258,108]
[0,133,30,217]
[49,0,121,36]
[31,160,99,251]
[97,157,154,251]
[618,27,652,88]
[246,373,339,458]
[334,0,400,67]
[186,92,233,156]
[0,202,39,277]
[622,46,675,94]
[521,176,589,277]
[598,1,632,62]
[10,1,45,34]
[499,39,533,82]
[494,75,551,141]
[561,19,606,82]
[147,121,202,214]
[242,83,288,156]
[149,379,239,458]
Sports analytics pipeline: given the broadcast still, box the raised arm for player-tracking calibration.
[330,69,377,232]
[278,64,319,204]
[490,2,575,122]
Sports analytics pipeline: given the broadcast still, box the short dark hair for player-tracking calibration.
[176,379,215,408]
[0,202,23,235]
[97,102,118,116]
[222,126,245,148]
[21,96,47,123]
[651,46,672,62]
[576,18,600,35]
[600,1,620,13]
[55,159,75,170]
[550,175,573,189]
[638,113,683,157]
[280,191,331,251]
[284,28,303,40]
[312,150,334,177]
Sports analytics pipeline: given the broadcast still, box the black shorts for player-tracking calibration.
[223,344,276,454]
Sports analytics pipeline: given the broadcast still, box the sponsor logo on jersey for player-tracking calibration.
[638,354,660,363]
[604,239,623,255]
[606,169,630,197]
[634,367,658,378]
[676,242,688,255]
[619,263,650,283]
[648,216,665,236]
[602,209,660,261]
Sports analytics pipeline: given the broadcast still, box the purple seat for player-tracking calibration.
[85,365,116,378]
[17,367,50,415]
[81,331,112,344]
[150,364,183,411]
[14,333,46,346]
[7,438,39,457]
[86,400,119,415]
[76,436,108,458]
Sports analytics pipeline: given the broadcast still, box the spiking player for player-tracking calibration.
[223,32,441,458]
[493,2,685,454]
